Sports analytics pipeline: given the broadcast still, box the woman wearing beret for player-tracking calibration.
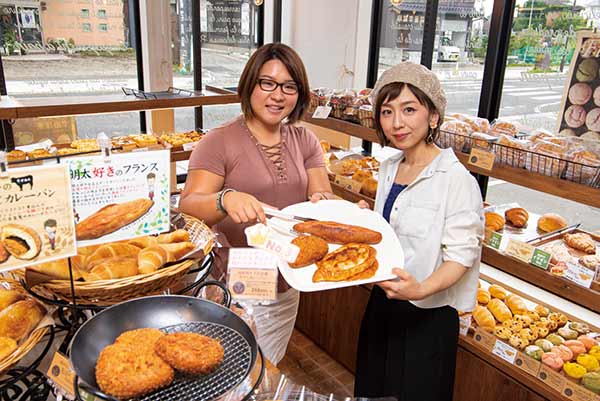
[354,62,484,401]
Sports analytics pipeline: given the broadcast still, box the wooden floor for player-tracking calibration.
[277,329,355,397]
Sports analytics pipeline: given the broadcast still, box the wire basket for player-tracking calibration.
[0,278,50,375]
[32,213,215,306]
[437,130,600,187]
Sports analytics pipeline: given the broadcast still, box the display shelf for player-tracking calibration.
[329,179,374,209]
[482,246,600,314]
[0,90,239,119]
[301,116,600,208]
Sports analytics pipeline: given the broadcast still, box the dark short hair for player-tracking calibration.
[237,43,310,124]
[373,82,440,147]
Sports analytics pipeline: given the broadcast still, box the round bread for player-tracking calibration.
[565,105,587,128]
[154,332,224,375]
[115,328,166,352]
[537,213,568,233]
[586,108,600,131]
[95,343,174,399]
[1,224,42,260]
[568,83,592,105]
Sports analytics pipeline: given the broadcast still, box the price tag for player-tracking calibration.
[182,141,199,151]
[227,248,279,301]
[538,364,567,393]
[473,328,496,351]
[312,105,332,119]
[530,248,551,270]
[505,238,535,263]
[564,262,595,288]
[492,340,518,364]
[47,352,75,398]
[563,382,599,401]
[485,228,503,250]
[334,175,363,194]
[514,351,541,377]
[468,148,496,171]
[459,314,472,336]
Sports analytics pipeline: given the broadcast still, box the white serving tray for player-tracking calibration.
[271,200,403,292]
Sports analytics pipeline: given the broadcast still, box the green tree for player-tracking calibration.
[549,12,588,32]
[509,29,543,54]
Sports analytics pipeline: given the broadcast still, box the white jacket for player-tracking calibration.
[374,148,484,312]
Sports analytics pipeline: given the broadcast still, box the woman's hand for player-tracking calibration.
[222,191,267,224]
[357,200,370,209]
[377,268,425,301]
[308,192,337,203]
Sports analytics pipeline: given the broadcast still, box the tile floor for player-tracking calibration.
[277,329,355,397]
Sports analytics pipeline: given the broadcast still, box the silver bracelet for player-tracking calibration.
[216,188,236,213]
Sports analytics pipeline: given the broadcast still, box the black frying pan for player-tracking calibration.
[69,283,261,401]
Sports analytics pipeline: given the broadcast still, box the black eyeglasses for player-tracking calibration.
[257,78,298,95]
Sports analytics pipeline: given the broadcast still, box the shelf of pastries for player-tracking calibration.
[466,265,600,401]
[482,204,600,314]
[303,112,600,209]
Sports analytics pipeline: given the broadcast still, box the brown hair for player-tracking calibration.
[237,43,310,124]
[373,82,440,147]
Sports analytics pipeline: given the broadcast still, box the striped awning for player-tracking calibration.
[390,1,478,15]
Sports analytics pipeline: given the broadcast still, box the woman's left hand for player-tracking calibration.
[308,192,337,203]
[378,268,425,301]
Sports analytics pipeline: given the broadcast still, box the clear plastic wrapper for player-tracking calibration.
[465,132,497,152]
[438,120,472,152]
[495,134,530,169]
[563,141,600,186]
[448,113,490,134]
[489,119,520,137]
[524,140,568,178]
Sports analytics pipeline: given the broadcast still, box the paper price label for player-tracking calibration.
[538,364,567,392]
[492,340,518,364]
[312,105,332,119]
[514,351,541,377]
[47,352,75,398]
[473,328,496,351]
[459,314,472,336]
[485,228,502,250]
[468,148,495,171]
[531,248,551,270]
[334,175,363,194]
[505,238,535,264]
[564,262,595,288]
[227,248,279,301]
[182,141,199,151]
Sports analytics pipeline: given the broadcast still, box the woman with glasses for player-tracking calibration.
[180,43,333,365]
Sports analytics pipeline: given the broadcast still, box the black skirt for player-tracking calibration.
[354,286,459,401]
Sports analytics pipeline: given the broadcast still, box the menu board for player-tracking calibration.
[0,164,76,272]
[67,149,171,247]
[556,30,600,141]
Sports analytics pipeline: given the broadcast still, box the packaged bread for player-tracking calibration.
[563,146,600,186]
[529,129,554,143]
[0,299,46,341]
[330,158,361,176]
[351,169,372,183]
[490,120,519,137]
[449,113,490,133]
[6,150,26,162]
[439,120,471,152]
[525,140,567,178]
[468,132,496,151]
[495,134,529,168]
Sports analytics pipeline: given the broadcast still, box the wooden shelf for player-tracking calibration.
[0,90,239,119]
[302,112,379,142]
[482,247,600,314]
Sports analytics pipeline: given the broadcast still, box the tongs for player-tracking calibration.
[263,207,315,222]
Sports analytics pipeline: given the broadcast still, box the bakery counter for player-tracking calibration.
[294,263,600,401]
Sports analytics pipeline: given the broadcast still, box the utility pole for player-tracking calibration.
[559,0,577,72]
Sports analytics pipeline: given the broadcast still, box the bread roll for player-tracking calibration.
[505,207,529,228]
[128,236,158,249]
[28,258,82,280]
[157,229,190,244]
[477,289,491,305]
[473,305,495,332]
[0,337,17,360]
[488,284,508,300]
[83,257,139,281]
[0,290,25,311]
[85,243,141,268]
[158,242,195,260]
[487,298,512,323]
[506,294,527,315]
[485,212,505,231]
[0,299,46,341]
[538,213,568,233]
[138,246,172,274]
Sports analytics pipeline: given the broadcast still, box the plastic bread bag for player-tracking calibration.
[464,132,497,153]
[495,134,530,169]
[524,139,568,178]
[448,113,490,134]
[489,119,521,138]
[563,141,600,186]
[438,120,472,152]
[528,128,555,143]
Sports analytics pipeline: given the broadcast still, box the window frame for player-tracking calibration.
[82,22,92,32]
[81,8,90,18]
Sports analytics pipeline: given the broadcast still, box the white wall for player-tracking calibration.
[281,0,372,90]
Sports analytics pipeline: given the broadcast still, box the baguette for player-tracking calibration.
[0,299,46,341]
[138,246,172,274]
[487,298,513,323]
[293,221,382,244]
[157,230,190,244]
[76,198,154,240]
[473,305,495,332]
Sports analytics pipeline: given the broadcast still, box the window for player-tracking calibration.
[376,1,427,78]
[82,23,91,32]
[431,1,492,115]
[98,9,106,18]
[99,23,108,32]
[81,9,89,18]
